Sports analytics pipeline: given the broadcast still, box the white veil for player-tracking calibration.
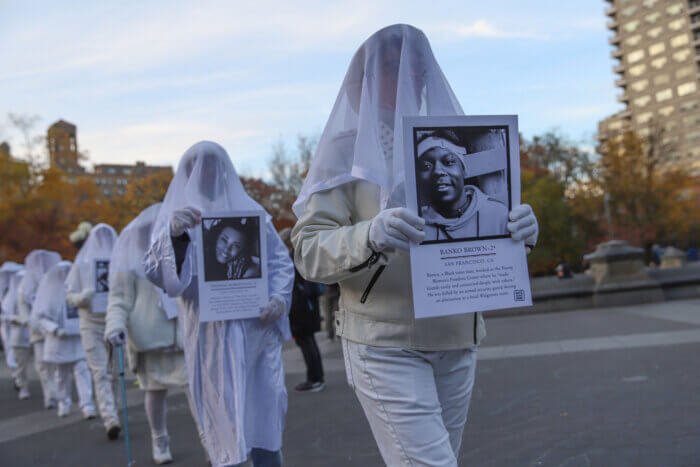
[151,141,265,241]
[1,271,25,318]
[0,262,24,299]
[292,24,463,217]
[66,223,118,293]
[110,203,162,285]
[18,250,62,302]
[32,260,72,323]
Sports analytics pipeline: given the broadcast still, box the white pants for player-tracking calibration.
[33,341,57,405]
[342,339,477,467]
[12,346,31,390]
[55,360,95,413]
[1,323,17,368]
[80,326,118,427]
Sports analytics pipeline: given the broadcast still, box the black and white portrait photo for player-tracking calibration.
[95,260,110,293]
[201,216,262,282]
[413,126,511,243]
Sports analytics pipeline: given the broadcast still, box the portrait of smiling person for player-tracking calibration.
[416,127,509,243]
[201,216,262,282]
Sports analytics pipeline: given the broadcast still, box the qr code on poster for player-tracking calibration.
[514,289,525,301]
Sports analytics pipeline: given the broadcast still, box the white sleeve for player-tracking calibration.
[143,228,194,298]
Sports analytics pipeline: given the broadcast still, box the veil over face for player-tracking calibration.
[18,250,62,301]
[65,223,118,293]
[1,270,25,317]
[293,24,463,217]
[151,141,265,242]
[109,203,162,288]
[0,262,24,298]
[32,260,72,321]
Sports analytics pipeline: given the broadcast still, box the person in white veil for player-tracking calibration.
[34,260,96,419]
[3,268,28,398]
[17,250,62,407]
[0,262,23,372]
[105,203,201,465]
[292,24,539,466]
[143,141,294,467]
[66,223,122,439]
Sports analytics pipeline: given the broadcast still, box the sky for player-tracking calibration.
[0,0,621,177]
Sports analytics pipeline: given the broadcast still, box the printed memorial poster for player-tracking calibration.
[195,211,268,322]
[91,259,110,314]
[402,115,532,318]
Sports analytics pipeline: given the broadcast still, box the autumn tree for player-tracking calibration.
[587,125,699,250]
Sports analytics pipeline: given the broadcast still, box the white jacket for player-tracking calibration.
[292,180,486,351]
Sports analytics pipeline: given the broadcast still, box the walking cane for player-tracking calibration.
[117,344,134,466]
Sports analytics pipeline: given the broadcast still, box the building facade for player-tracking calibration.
[599,0,700,172]
[47,120,172,196]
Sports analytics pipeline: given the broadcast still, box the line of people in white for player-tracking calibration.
[0,24,540,466]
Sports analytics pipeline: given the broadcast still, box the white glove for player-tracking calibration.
[53,327,67,338]
[507,204,539,248]
[80,288,96,303]
[106,330,126,346]
[170,206,202,237]
[260,296,286,323]
[368,208,426,252]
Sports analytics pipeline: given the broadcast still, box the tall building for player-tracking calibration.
[599,0,700,172]
[47,120,85,174]
[46,119,172,196]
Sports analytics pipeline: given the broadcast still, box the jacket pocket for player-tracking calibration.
[360,266,385,304]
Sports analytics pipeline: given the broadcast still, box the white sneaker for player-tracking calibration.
[18,387,30,400]
[82,406,97,420]
[57,403,71,418]
[152,435,173,464]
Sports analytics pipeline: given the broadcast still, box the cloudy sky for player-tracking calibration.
[0,1,620,176]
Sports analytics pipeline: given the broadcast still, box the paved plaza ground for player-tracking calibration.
[1,299,699,466]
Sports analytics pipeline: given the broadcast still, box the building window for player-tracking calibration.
[677,81,697,96]
[634,95,652,107]
[649,42,665,56]
[644,12,661,23]
[654,74,670,85]
[672,49,691,62]
[625,35,642,46]
[631,79,649,92]
[629,64,646,76]
[622,5,637,16]
[104,189,112,196]
[107,168,116,174]
[680,100,698,111]
[671,34,689,48]
[669,18,685,30]
[651,57,667,69]
[658,105,674,117]
[623,20,640,33]
[637,112,653,124]
[123,168,132,174]
[666,3,683,16]
[656,89,673,102]
[95,179,100,185]
[627,49,644,63]
[676,66,695,79]
[647,26,663,38]
[627,49,645,63]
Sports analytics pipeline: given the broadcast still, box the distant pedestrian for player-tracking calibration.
[280,228,326,392]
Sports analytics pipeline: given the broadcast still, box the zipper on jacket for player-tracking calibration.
[360,266,385,304]
[349,250,381,273]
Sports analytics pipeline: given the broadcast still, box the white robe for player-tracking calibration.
[144,218,294,467]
